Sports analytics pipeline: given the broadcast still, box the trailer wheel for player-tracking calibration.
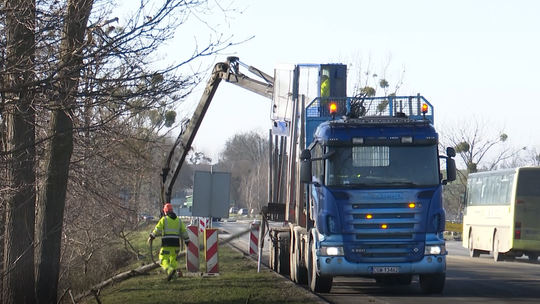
[419,273,445,294]
[276,232,290,275]
[269,234,277,271]
[290,243,296,282]
[290,236,308,284]
[307,240,333,293]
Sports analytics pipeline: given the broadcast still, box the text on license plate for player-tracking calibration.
[371,267,400,274]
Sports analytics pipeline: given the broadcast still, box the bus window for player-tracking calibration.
[516,170,540,196]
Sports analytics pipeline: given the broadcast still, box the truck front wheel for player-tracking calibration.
[307,240,333,293]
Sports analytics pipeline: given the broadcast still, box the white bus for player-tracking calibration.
[462,166,540,262]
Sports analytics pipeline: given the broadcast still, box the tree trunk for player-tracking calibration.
[34,0,93,303]
[2,0,36,303]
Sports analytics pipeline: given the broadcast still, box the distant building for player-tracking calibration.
[172,194,193,216]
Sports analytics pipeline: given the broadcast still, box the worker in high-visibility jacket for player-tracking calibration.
[148,203,190,281]
[320,75,330,98]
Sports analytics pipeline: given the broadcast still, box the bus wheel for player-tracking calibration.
[493,232,505,262]
[419,273,445,294]
[469,232,480,258]
[528,254,538,261]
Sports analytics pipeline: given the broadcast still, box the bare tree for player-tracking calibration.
[0,0,246,302]
[2,0,36,303]
[35,1,94,303]
[500,145,538,168]
[439,116,524,175]
[218,130,269,210]
[347,52,406,99]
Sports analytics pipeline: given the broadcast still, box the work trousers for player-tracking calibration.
[159,246,180,274]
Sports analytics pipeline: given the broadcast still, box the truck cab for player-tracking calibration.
[292,93,457,293]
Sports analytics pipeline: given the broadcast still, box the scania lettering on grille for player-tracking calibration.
[362,193,403,200]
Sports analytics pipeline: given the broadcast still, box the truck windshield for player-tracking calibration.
[325,145,439,187]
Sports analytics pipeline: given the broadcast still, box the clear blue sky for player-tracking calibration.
[159,0,540,162]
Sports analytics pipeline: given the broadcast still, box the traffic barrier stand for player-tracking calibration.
[249,221,260,255]
[205,228,219,274]
[186,225,199,272]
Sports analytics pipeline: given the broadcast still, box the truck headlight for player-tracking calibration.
[320,246,344,256]
[424,245,445,255]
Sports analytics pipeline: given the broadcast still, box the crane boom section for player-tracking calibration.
[160,57,274,204]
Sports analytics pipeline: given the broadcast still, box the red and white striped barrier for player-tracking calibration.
[205,228,219,274]
[186,225,199,272]
[199,217,209,234]
[249,222,259,255]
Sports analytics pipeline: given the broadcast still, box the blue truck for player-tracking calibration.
[159,57,457,294]
[264,62,457,294]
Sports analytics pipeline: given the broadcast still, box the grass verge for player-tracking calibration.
[78,223,318,304]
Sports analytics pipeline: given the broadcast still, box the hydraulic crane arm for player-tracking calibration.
[225,57,274,99]
[160,57,274,205]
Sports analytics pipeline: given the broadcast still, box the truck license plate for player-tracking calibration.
[371,267,400,274]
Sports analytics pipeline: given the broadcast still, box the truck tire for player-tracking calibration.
[290,243,297,282]
[269,234,277,271]
[307,240,333,293]
[276,232,290,275]
[419,273,445,294]
[290,237,308,284]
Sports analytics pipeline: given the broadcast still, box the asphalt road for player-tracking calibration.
[214,220,540,304]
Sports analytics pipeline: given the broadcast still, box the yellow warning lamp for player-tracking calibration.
[408,203,416,209]
[381,224,388,229]
[329,103,337,115]
[421,103,428,114]
[366,214,372,219]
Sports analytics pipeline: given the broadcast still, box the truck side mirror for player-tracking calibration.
[300,160,312,183]
[446,147,456,158]
[446,158,456,182]
[300,149,312,183]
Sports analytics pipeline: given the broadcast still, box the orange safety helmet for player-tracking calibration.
[163,203,173,213]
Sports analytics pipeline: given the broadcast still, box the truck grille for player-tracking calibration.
[338,192,431,263]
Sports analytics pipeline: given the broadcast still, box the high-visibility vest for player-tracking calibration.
[151,214,188,247]
[321,78,330,98]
